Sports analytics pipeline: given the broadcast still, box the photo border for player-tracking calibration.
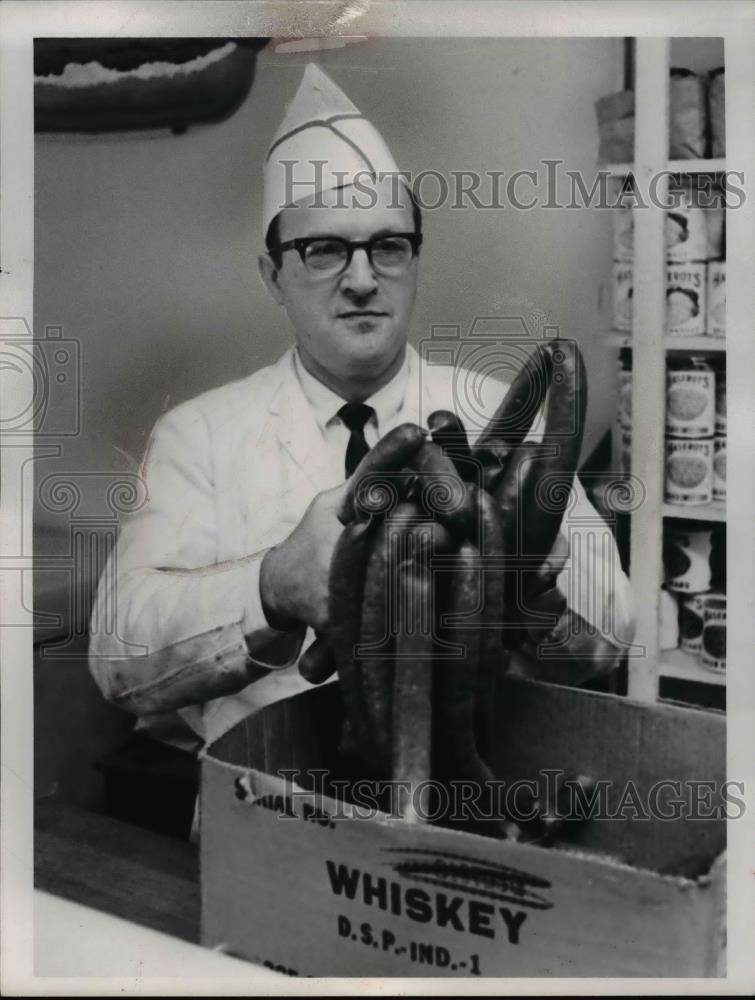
[1,0,753,994]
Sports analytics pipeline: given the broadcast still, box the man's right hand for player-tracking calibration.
[259,481,348,632]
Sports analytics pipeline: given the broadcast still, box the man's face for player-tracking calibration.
[259,178,418,395]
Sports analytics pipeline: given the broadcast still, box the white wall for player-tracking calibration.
[670,37,724,73]
[34,37,623,530]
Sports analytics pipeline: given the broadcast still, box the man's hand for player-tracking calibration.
[520,531,570,643]
[514,531,622,684]
[260,481,348,631]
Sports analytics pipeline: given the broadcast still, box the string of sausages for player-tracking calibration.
[298,339,588,829]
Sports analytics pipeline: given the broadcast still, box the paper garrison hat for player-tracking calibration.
[263,63,403,233]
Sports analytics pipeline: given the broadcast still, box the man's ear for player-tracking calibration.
[258,253,285,306]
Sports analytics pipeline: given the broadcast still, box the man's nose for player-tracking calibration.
[340,248,379,296]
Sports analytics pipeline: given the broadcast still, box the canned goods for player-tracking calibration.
[701,594,726,672]
[709,68,725,159]
[679,592,707,654]
[665,358,715,438]
[659,588,680,651]
[613,263,633,331]
[665,437,713,506]
[706,260,725,338]
[715,366,726,435]
[617,349,632,429]
[612,188,634,262]
[666,263,707,336]
[713,435,726,502]
[706,188,725,261]
[664,523,713,593]
[669,71,707,160]
[665,182,708,262]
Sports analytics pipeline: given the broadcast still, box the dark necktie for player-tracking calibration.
[338,402,375,477]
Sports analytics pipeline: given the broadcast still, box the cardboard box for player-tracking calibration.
[200,678,726,978]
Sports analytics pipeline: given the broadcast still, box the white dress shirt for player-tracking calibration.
[293,347,410,469]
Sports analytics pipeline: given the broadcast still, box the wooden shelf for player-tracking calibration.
[601,158,726,177]
[658,648,726,687]
[603,331,726,352]
[667,158,727,175]
[598,485,726,523]
[662,501,726,522]
[603,39,735,708]
[665,336,726,352]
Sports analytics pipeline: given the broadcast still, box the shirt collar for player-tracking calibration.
[293,346,410,435]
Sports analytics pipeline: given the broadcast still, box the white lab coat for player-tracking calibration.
[89,344,634,748]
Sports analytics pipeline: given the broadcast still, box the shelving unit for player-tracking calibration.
[662,501,726,523]
[604,331,726,352]
[605,39,727,706]
[604,157,726,177]
[659,648,726,687]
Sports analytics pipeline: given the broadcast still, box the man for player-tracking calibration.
[89,64,634,754]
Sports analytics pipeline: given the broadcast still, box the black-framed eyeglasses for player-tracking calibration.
[267,232,423,277]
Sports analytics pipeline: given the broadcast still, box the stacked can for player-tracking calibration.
[614,180,725,338]
[612,183,634,332]
[706,184,726,338]
[665,356,715,505]
[663,522,726,674]
[665,180,708,337]
[701,594,727,673]
[705,525,726,675]
[713,361,726,503]
[612,185,633,475]
[616,348,632,475]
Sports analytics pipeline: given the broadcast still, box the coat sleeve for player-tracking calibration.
[555,474,635,650]
[504,473,636,685]
[520,473,636,681]
[485,383,636,682]
[88,404,305,717]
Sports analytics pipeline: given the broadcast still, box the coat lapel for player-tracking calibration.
[258,344,435,542]
[271,350,342,497]
[399,344,434,430]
